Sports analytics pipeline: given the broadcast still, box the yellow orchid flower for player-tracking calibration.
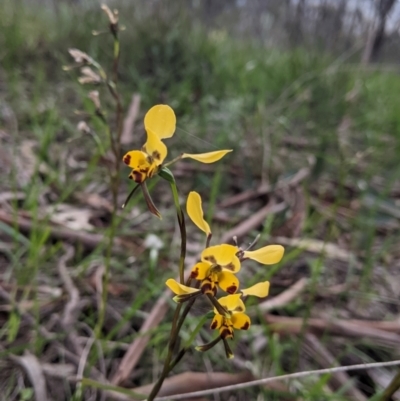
[196,282,270,358]
[122,105,232,183]
[187,191,285,257]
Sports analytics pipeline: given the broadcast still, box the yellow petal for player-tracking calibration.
[201,244,240,272]
[165,279,199,296]
[144,104,176,139]
[186,191,211,236]
[243,245,284,265]
[190,261,211,280]
[182,150,232,164]
[210,314,224,330]
[143,129,168,166]
[122,150,151,169]
[241,281,270,298]
[218,271,239,294]
[217,294,246,313]
[231,312,251,330]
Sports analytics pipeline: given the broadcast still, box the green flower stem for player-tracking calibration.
[147,169,189,400]
[206,293,229,317]
[95,210,118,339]
[159,168,186,284]
[146,304,181,401]
[167,313,209,373]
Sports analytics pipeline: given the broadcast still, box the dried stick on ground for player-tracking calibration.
[303,334,367,401]
[10,353,49,401]
[265,315,400,349]
[132,371,253,397]
[121,94,141,145]
[218,166,311,208]
[220,202,286,244]
[258,278,308,312]
[0,209,130,252]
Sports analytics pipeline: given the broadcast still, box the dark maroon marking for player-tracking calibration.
[190,269,199,279]
[235,306,244,312]
[221,327,233,339]
[241,321,250,330]
[201,282,213,294]
[225,263,235,271]
[152,150,161,160]
[131,171,143,183]
[123,154,131,165]
[211,320,218,330]
[226,285,237,294]
[204,255,217,264]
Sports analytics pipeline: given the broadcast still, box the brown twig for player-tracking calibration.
[265,315,400,348]
[303,334,367,401]
[258,278,308,311]
[220,201,286,244]
[218,166,311,208]
[0,210,131,253]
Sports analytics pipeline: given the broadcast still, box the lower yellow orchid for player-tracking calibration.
[196,281,270,358]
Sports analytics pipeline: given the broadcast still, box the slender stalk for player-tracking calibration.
[147,170,188,401]
[168,179,186,284]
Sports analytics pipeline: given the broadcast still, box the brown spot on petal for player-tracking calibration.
[224,262,235,271]
[130,171,144,183]
[123,154,131,165]
[211,320,218,330]
[152,150,161,160]
[241,321,250,330]
[220,327,234,339]
[234,306,244,312]
[204,255,217,264]
[226,285,237,294]
[190,268,199,279]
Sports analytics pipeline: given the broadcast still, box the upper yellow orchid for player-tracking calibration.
[122,105,232,183]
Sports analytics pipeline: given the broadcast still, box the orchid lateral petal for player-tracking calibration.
[218,271,239,294]
[243,245,284,265]
[165,279,199,296]
[210,314,224,330]
[241,281,270,298]
[231,312,251,331]
[144,104,176,139]
[190,261,211,280]
[201,244,240,272]
[217,294,245,314]
[186,191,211,236]
[182,150,232,164]
[143,129,168,166]
[123,150,154,183]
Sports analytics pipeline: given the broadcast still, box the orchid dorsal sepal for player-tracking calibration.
[144,104,176,139]
[187,191,211,236]
[241,281,270,298]
[182,149,232,163]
